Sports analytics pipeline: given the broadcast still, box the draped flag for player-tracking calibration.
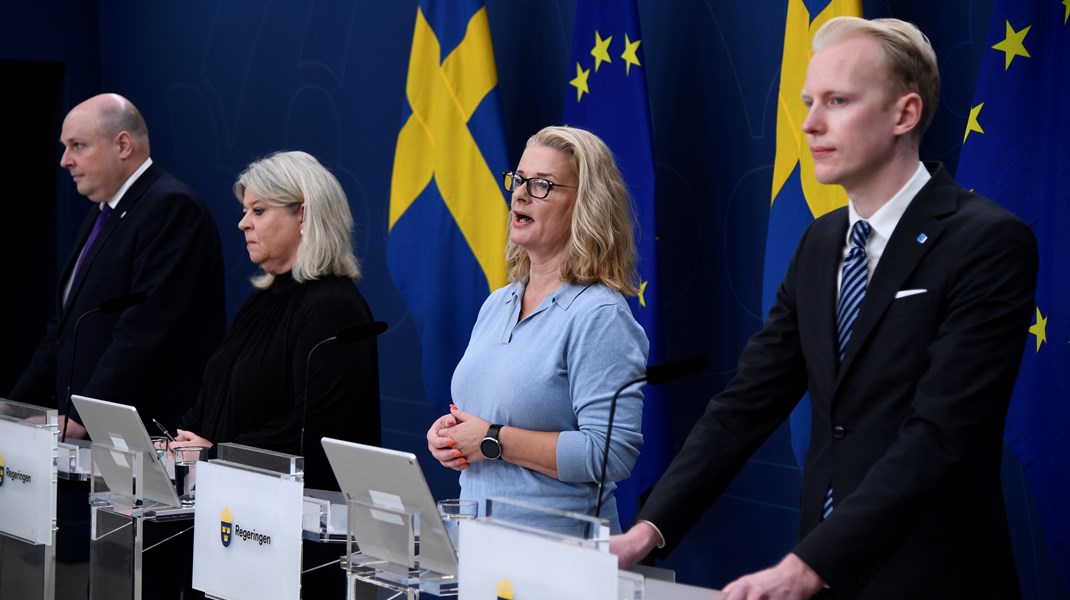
[388,0,510,410]
[766,0,860,467]
[563,0,661,527]
[956,0,1070,588]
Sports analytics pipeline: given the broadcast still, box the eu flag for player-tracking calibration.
[388,0,510,410]
[766,0,860,467]
[956,0,1070,588]
[563,0,660,527]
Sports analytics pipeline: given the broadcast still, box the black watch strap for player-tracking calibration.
[481,424,504,459]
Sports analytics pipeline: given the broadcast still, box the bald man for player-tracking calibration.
[10,93,225,438]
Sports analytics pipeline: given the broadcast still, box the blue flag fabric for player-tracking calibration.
[563,0,662,527]
[956,1,1070,589]
[388,0,510,411]
[766,0,859,467]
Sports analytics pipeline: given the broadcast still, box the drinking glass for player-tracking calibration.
[172,446,208,506]
[437,498,478,551]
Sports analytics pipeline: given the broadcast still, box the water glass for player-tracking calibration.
[172,446,208,506]
[437,498,478,551]
[150,436,173,479]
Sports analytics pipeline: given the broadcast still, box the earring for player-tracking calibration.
[300,228,304,236]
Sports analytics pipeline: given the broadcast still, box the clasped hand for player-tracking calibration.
[426,405,489,471]
[173,429,213,448]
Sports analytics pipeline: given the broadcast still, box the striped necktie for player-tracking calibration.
[835,219,872,362]
[824,219,871,520]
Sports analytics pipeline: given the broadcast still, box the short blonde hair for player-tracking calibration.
[506,126,638,296]
[813,16,940,141]
[234,151,361,289]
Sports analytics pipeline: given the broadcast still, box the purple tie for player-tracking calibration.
[70,203,113,284]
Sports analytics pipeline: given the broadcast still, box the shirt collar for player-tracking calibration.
[847,161,930,243]
[503,280,590,311]
[103,157,153,210]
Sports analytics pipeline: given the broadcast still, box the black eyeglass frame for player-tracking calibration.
[502,171,577,199]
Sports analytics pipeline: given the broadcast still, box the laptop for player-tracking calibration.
[321,437,458,576]
[71,394,182,508]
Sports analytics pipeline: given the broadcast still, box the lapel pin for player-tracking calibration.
[916,233,928,244]
[120,211,127,219]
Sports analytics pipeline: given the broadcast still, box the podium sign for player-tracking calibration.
[458,519,617,599]
[0,404,58,545]
[192,459,303,599]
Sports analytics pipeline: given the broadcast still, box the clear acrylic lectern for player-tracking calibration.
[0,399,59,600]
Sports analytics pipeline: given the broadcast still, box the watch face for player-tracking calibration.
[480,437,501,460]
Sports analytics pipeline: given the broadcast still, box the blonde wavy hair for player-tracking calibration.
[234,151,361,289]
[813,17,940,143]
[506,126,638,296]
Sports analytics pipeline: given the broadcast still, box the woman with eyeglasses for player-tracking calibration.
[426,125,649,535]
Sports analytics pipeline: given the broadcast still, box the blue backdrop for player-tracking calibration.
[2,1,1064,596]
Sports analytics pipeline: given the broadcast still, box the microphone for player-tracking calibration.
[334,320,388,344]
[300,321,388,454]
[61,291,150,442]
[98,291,149,315]
[595,356,709,519]
[645,356,709,385]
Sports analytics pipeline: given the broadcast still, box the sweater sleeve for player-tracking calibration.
[556,303,649,483]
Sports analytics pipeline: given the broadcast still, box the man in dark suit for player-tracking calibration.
[611,17,1037,599]
[9,93,225,438]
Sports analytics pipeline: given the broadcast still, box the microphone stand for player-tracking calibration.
[594,356,709,519]
[300,321,388,458]
[61,308,101,443]
[61,291,149,443]
[595,375,647,519]
[300,335,339,456]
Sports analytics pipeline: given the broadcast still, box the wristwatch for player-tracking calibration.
[480,424,504,460]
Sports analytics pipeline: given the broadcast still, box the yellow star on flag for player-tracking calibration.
[591,31,613,72]
[621,33,642,76]
[964,103,984,143]
[1028,306,1047,352]
[638,280,649,308]
[570,62,591,102]
[992,20,1032,70]
[1064,0,1069,25]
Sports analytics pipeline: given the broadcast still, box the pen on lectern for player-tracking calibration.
[152,418,177,442]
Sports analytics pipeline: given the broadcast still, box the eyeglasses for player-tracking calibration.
[502,171,576,199]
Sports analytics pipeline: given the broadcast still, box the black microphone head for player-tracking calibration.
[98,291,149,315]
[645,356,709,385]
[335,320,388,344]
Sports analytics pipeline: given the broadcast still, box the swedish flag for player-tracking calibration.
[563,0,660,527]
[766,0,860,466]
[956,0,1070,588]
[388,0,510,410]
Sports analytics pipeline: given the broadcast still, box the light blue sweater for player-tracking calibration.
[453,280,649,534]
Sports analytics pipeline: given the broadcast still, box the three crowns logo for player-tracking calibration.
[497,578,513,599]
[220,506,233,547]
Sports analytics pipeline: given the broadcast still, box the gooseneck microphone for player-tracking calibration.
[645,356,710,386]
[61,291,149,442]
[595,356,709,519]
[300,320,388,454]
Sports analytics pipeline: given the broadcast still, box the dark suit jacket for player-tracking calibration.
[638,164,1037,598]
[10,162,226,433]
